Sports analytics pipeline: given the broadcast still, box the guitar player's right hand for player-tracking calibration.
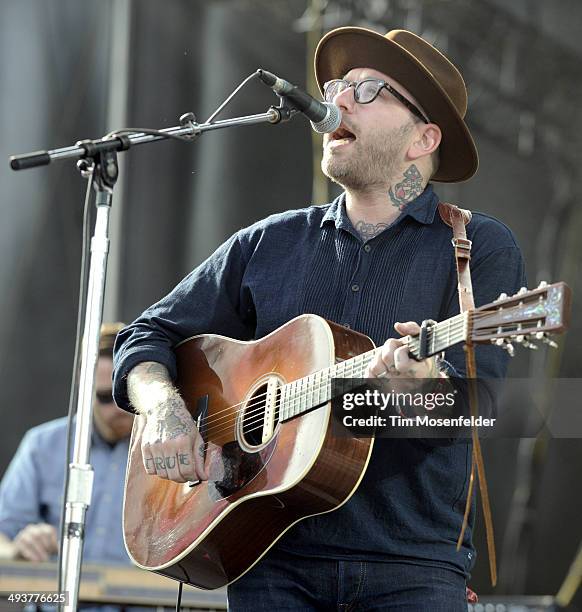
[127,361,208,483]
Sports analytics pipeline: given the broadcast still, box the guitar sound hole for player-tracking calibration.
[241,382,280,448]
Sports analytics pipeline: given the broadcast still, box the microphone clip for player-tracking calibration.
[267,96,300,124]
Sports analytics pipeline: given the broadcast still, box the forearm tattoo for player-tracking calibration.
[389,164,423,210]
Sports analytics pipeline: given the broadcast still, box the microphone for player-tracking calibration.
[257,69,341,134]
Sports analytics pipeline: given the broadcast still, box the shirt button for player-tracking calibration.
[363,244,371,253]
[351,284,360,292]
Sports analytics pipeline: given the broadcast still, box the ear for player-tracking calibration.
[407,123,442,161]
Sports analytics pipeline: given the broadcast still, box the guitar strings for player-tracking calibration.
[193,312,502,437]
[201,316,512,436]
[192,312,474,430]
[195,356,373,443]
[199,317,538,445]
[192,308,524,434]
[198,346,440,443]
[200,342,448,443]
[194,310,540,450]
[139,305,540,458]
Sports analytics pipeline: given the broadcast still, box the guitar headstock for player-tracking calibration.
[470,281,571,355]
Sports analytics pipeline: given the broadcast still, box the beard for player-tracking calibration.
[321,121,414,191]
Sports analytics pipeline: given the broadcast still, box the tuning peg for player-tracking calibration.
[501,342,515,357]
[516,334,525,343]
[542,335,558,348]
[494,292,508,302]
[522,339,538,350]
[492,338,515,356]
[537,281,548,289]
[517,287,528,296]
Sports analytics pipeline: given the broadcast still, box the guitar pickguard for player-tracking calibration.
[205,436,278,502]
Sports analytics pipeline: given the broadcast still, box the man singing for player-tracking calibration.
[113,27,525,610]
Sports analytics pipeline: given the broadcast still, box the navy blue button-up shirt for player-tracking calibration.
[113,185,525,576]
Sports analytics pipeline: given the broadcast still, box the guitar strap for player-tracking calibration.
[438,202,497,586]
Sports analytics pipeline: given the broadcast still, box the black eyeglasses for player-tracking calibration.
[323,78,429,124]
[96,390,114,404]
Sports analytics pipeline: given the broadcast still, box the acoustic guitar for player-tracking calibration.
[123,281,570,589]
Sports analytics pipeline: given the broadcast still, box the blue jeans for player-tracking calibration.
[228,548,467,611]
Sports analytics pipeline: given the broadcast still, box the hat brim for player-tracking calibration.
[315,28,478,183]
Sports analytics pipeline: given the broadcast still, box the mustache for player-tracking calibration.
[341,121,357,136]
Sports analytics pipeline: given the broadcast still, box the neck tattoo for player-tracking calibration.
[389,164,424,210]
[354,220,390,241]
[351,165,425,242]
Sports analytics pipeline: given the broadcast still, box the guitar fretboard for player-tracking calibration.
[279,312,468,421]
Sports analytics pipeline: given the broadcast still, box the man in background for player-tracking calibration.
[0,323,134,564]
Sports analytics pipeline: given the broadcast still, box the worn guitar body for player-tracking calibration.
[123,315,375,590]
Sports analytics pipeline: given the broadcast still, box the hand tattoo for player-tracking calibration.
[153,397,194,439]
[354,220,389,241]
[178,453,190,465]
[164,412,193,438]
[146,453,191,470]
[389,164,423,210]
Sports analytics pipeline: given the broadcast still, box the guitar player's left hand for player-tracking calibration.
[364,321,439,379]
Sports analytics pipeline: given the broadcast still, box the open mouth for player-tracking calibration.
[329,125,356,146]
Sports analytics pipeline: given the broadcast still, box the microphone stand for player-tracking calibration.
[10,106,292,171]
[9,97,297,612]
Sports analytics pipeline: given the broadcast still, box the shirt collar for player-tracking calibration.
[320,184,439,230]
[400,183,439,224]
[320,193,352,232]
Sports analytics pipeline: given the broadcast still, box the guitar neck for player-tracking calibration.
[279,313,468,421]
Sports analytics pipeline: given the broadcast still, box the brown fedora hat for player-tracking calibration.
[314,27,478,183]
